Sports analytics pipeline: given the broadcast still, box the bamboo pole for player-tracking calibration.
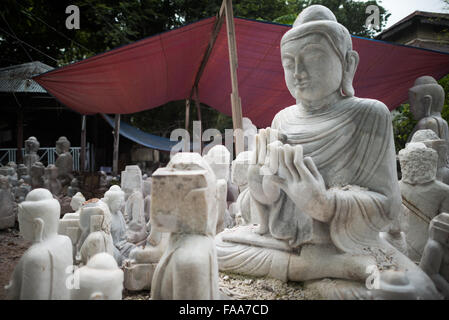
[224,0,244,156]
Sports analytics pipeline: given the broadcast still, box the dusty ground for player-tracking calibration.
[0,227,32,300]
[0,228,309,300]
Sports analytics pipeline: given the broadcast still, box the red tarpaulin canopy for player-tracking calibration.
[34,17,449,128]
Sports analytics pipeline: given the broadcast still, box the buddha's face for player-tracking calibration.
[281,34,343,103]
[408,88,426,120]
[107,195,123,213]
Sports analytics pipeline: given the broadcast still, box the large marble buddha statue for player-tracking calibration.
[216,5,440,299]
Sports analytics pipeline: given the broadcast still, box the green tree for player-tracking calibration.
[273,0,390,38]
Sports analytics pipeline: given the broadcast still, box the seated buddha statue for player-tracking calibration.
[216,4,440,299]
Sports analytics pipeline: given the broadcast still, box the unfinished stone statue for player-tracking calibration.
[67,178,81,197]
[55,136,73,186]
[243,117,257,151]
[71,252,124,300]
[23,136,40,173]
[215,5,439,299]
[398,142,449,261]
[0,164,18,188]
[409,76,449,160]
[121,165,147,243]
[30,162,45,189]
[204,145,233,233]
[410,129,449,184]
[0,175,15,230]
[419,213,449,299]
[5,189,73,299]
[14,180,31,204]
[231,151,253,225]
[79,204,115,265]
[58,192,85,260]
[44,164,62,196]
[103,185,135,265]
[143,178,152,223]
[150,152,219,300]
[17,164,31,185]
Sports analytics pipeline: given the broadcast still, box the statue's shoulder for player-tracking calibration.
[350,97,390,118]
[271,105,297,128]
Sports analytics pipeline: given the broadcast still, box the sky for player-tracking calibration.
[358,0,448,29]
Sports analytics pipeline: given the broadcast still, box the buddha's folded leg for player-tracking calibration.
[287,244,376,282]
[216,236,290,282]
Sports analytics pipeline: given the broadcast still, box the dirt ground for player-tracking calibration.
[0,227,31,300]
[0,227,308,300]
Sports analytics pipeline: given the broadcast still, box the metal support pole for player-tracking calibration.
[80,115,86,173]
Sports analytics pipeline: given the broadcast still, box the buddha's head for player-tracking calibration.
[56,136,71,155]
[429,212,449,247]
[0,175,9,190]
[204,145,231,181]
[17,164,28,178]
[46,164,59,180]
[409,76,445,120]
[399,142,438,184]
[411,129,448,167]
[79,199,112,235]
[30,162,45,179]
[103,185,125,213]
[70,192,86,212]
[281,5,359,105]
[25,136,40,154]
[73,252,123,300]
[18,188,60,242]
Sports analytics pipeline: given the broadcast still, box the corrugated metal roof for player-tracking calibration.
[0,61,54,93]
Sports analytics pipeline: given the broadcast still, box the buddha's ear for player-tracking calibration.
[421,95,432,117]
[341,50,359,97]
[33,217,44,242]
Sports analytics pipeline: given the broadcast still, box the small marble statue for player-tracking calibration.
[409,76,449,166]
[44,164,62,196]
[243,117,257,151]
[204,145,234,233]
[215,5,439,299]
[121,165,147,243]
[410,129,449,184]
[398,142,449,261]
[30,162,45,189]
[58,192,85,260]
[79,204,115,265]
[67,178,81,197]
[231,151,253,225]
[419,213,449,299]
[5,189,73,299]
[23,136,40,173]
[143,178,152,223]
[103,185,135,265]
[71,252,124,300]
[17,164,31,185]
[14,180,31,204]
[0,164,18,188]
[150,152,219,300]
[55,136,74,186]
[0,175,15,229]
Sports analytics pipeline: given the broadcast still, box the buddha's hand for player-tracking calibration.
[248,128,284,204]
[266,144,334,223]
